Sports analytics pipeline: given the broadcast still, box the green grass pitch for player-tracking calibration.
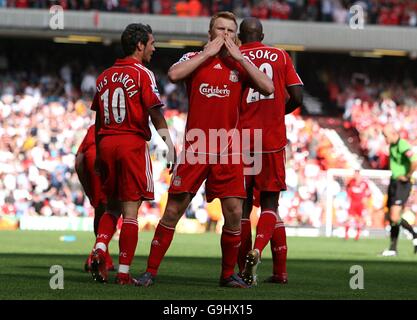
[0,230,416,300]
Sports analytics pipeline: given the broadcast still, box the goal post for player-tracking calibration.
[325,169,417,237]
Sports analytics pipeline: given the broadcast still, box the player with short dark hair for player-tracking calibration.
[344,170,371,241]
[89,23,176,285]
[136,12,274,289]
[237,17,303,286]
[121,23,153,56]
[381,125,417,256]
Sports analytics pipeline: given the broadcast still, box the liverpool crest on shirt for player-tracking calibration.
[172,176,181,187]
[229,70,239,83]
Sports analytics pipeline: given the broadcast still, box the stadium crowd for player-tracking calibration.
[0,62,352,228]
[324,70,417,169]
[3,0,417,26]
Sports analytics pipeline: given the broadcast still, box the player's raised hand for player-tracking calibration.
[203,36,225,57]
[224,36,244,62]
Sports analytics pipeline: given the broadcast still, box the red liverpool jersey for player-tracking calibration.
[346,178,371,205]
[77,124,95,154]
[176,52,250,155]
[91,57,163,140]
[240,42,303,152]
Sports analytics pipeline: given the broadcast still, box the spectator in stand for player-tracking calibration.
[321,0,334,22]
[332,1,348,24]
[175,0,189,16]
[234,0,252,18]
[211,0,233,14]
[159,0,172,15]
[270,0,291,20]
[80,66,97,97]
[305,0,320,21]
[188,0,202,16]
[251,0,270,20]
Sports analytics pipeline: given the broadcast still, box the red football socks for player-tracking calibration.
[94,212,118,254]
[253,210,277,257]
[221,227,241,279]
[146,222,175,277]
[118,218,139,274]
[270,220,287,277]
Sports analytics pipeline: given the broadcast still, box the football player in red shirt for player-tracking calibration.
[136,11,274,288]
[89,23,176,285]
[75,124,115,273]
[345,170,371,241]
[237,17,303,286]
